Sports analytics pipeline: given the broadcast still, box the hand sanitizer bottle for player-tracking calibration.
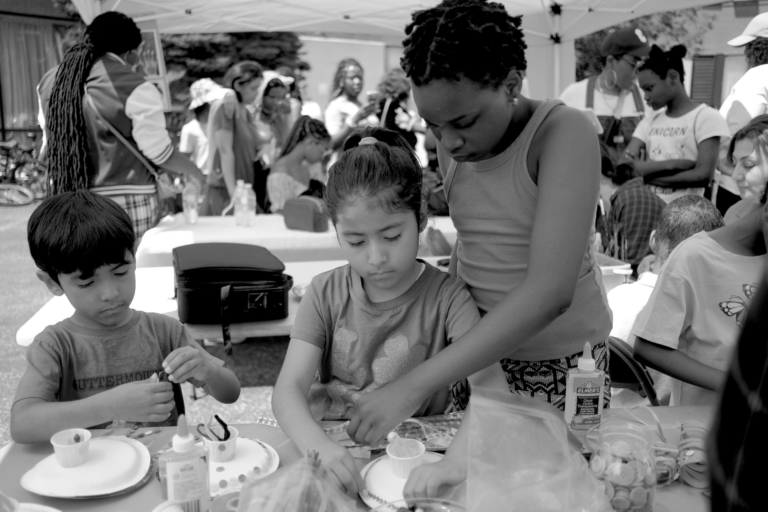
[564,341,606,431]
[158,414,211,511]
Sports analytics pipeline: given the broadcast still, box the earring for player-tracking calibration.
[513,97,519,107]
[604,69,618,90]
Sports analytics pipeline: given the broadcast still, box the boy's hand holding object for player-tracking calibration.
[163,346,214,383]
[107,372,174,423]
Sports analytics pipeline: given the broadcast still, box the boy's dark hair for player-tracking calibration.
[279,115,330,159]
[639,44,687,82]
[655,196,723,256]
[401,0,527,88]
[745,37,768,68]
[28,191,136,282]
[46,12,142,196]
[326,127,425,227]
[330,58,363,100]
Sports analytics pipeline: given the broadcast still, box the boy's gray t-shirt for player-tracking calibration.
[291,261,480,421]
[13,310,213,428]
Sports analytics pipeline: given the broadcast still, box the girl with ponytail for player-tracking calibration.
[621,44,730,204]
[39,11,204,240]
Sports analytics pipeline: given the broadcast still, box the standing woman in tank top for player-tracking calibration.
[347,0,612,443]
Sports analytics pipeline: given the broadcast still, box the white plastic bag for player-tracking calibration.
[466,388,610,512]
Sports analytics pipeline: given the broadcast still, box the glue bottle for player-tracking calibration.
[158,414,211,511]
[564,341,605,431]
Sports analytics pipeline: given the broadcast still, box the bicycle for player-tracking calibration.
[0,133,47,206]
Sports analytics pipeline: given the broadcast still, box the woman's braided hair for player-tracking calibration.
[401,0,527,87]
[638,44,687,81]
[279,115,330,158]
[745,37,768,68]
[330,58,363,100]
[46,12,141,195]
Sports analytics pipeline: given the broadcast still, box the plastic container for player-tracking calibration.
[183,181,200,224]
[564,341,606,431]
[233,180,245,226]
[591,422,656,512]
[244,183,257,226]
[158,415,211,512]
[50,428,91,467]
[203,426,239,463]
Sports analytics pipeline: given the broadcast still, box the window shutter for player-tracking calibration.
[690,55,725,107]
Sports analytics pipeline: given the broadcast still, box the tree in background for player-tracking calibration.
[50,1,308,109]
[575,8,716,80]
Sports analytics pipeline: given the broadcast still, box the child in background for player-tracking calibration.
[272,128,483,497]
[622,45,730,203]
[11,192,240,444]
[181,78,227,173]
[267,116,331,212]
[633,185,767,405]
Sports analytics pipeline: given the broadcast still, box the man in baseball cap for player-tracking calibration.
[716,12,768,212]
[727,12,768,47]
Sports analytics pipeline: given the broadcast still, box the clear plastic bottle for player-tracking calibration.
[244,183,257,226]
[158,414,211,511]
[182,180,200,224]
[564,341,605,431]
[233,180,245,226]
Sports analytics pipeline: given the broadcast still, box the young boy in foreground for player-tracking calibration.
[11,191,240,443]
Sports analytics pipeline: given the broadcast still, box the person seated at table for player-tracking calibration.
[598,141,665,273]
[609,196,723,407]
[632,185,767,406]
[271,128,482,497]
[266,116,331,213]
[10,191,240,444]
[621,44,730,204]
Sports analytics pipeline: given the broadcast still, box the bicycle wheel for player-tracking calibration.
[0,183,34,206]
[16,161,47,200]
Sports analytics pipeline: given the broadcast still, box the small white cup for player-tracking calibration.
[386,438,426,479]
[203,426,238,463]
[51,428,91,467]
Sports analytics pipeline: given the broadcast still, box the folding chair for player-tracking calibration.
[608,336,661,407]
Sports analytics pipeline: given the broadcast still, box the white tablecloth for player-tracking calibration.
[135,213,457,268]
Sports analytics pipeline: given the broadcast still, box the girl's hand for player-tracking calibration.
[163,346,214,384]
[403,458,466,499]
[315,439,365,497]
[347,381,425,447]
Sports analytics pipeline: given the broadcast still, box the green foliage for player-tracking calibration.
[575,8,717,81]
[162,32,308,106]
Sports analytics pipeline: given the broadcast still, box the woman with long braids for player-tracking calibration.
[560,27,651,165]
[323,59,378,157]
[266,116,330,212]
[38,12,204,240]
[342,1,613,494]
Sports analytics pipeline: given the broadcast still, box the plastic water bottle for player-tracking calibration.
[244,183,257,226]
[234,180,245,226]
[182,181,199,224]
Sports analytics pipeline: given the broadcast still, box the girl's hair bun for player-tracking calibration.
[668,45,687,60]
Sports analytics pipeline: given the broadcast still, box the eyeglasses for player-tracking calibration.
[622,56,644,72]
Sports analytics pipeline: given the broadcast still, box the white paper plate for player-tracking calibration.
[206,438,280,497]
[20,437,151,499]
[360,452,443,510]
[19,505,62,512]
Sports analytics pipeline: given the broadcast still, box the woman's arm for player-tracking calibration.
[634,337,726,391]
[328,103,378,150]
[643,137,721,187]
[213,129,236,198]
[348,108,602,445]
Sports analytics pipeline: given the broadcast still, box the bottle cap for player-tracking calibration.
[578,341,596,371]
[172,414,196,453]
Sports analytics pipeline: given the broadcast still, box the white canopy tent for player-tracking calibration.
[74,0,716,99]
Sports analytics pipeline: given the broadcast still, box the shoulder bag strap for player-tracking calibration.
[84,91,160,180]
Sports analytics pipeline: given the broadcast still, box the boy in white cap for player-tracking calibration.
[180,78,228,173]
